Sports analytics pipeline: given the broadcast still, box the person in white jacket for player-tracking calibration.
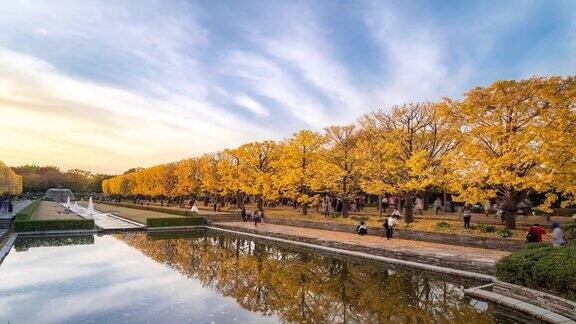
[384,215,396,240]
[190,202,200,214]
[551,222,565,247]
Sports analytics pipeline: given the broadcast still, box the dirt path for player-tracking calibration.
[215,221,511,273]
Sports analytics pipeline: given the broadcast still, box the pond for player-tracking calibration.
[0,230,533,323]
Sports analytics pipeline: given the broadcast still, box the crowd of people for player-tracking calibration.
[352,205,568,247]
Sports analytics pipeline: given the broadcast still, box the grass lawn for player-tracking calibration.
[34,201,82,220]
[79,201,183,224]
[263,206,529,240]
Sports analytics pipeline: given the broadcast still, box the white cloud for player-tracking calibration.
[234,95,270,116]
[0,49,273,173]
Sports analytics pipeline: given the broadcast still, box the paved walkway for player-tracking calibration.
[0,200,32,220]
[89,213,143,230]
[216,222,510,271]
[68,203,144,230]
[0,200,32,229]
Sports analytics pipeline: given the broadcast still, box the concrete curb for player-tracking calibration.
[147,226,205,231]
[0,233,18,265]
[16,229,99,236]
[465,284,574,323]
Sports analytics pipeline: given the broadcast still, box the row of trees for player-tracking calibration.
[13,165,113,194]
[103,76,576,229]
[0,161,23,195]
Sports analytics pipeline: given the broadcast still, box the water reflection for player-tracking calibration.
[0,231,531,323]
[119,230,491,323]
[14,235,94,251]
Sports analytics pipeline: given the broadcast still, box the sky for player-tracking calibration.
[0,0,575,174]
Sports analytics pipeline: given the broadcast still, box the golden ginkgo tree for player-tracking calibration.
[322,125,361,217]
[359,103,457,222]
[0,161,23,195]
[236,141,280,210]
[275,130,326,215]
[442,76,576,229]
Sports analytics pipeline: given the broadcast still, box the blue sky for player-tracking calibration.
[0,0,574,173]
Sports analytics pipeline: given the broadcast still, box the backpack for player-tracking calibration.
[526,230,538,243]
[383,219,389,229]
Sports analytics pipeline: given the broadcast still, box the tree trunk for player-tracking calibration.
[303,203,308,215]
[342,198,349,217]
[236,191,243,208]
[257,195,264,210]
[404,192,414,223]
[503,191,518,230]
[378,194,383,218]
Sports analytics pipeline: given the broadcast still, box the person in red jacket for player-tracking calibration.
[526,224,546,243]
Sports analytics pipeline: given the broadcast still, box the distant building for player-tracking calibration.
[44,189,75,202]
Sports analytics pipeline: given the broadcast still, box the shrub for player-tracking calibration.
[497,228,513,238]
[14,200,41,221]
[146,217,205,227]
[14,219,95,232]
[564,222,576,243]
[495,243,576,301]
[435,221,452,230]
[478,224,496,233]
[100,201,200,217]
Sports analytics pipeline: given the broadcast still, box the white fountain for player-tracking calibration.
[87,197,94,216]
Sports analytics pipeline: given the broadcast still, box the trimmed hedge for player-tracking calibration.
[14,219,95,232]
[100,201,199,217]
[146,217,205,227]
[14,200,41,221]
[495,243,576,301]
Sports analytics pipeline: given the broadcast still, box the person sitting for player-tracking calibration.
[356,221,368,236]
[190,202,200,214]
[526,223,545,243]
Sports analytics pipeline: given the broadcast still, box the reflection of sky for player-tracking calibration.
[0,235,278,323]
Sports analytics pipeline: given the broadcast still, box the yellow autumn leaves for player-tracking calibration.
[0,161,23,195]
[103,76,576,228]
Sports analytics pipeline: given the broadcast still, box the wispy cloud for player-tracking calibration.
[0,0,573,173]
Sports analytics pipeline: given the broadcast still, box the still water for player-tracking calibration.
[0,230,531,323]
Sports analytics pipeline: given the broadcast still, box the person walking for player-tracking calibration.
[392,208,401,219]
[551,222,565,247]
[433,197,442,214]
[463,206,471,229]
[241,206,247,222]
[415,196,424,215]
[384,214,396,240]
[253,209,262,227]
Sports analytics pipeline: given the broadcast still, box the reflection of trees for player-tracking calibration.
[14,235,94,251]
[117,232,491,323]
